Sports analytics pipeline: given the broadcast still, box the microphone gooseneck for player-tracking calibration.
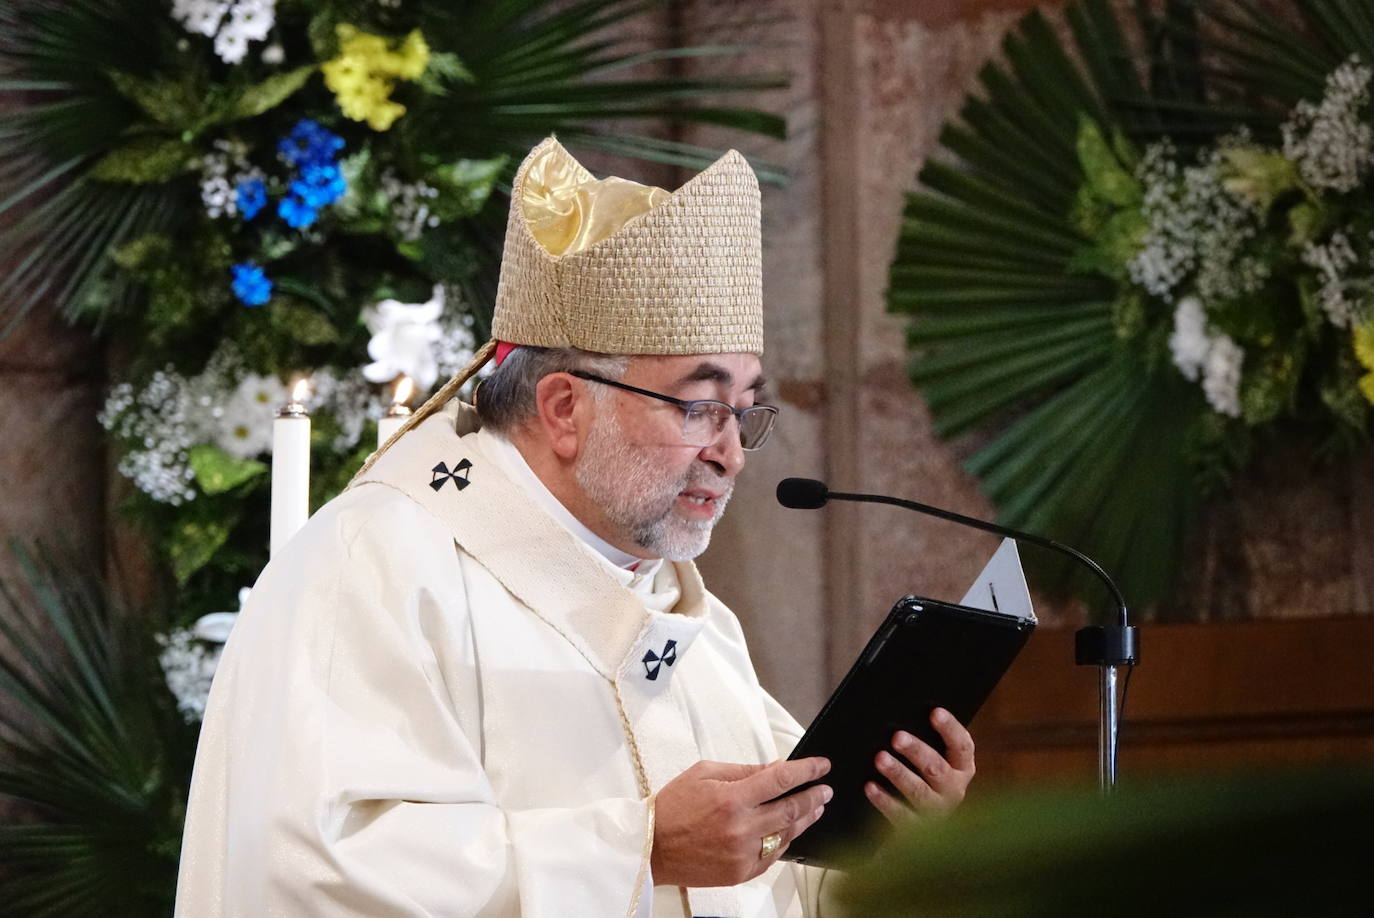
[778,475,1138,792]
[778,478,1128,627]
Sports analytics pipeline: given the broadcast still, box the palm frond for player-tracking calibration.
[886,0,1221,611]
[0,544,190,917]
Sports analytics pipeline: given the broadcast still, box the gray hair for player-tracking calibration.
[475,345,629,433]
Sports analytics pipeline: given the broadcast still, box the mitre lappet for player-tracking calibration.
[361,135,765,473]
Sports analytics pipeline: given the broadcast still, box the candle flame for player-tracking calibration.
[392,375,415,406]
[291,378,311,403]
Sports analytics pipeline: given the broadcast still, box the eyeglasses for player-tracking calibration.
[570,371,778,450]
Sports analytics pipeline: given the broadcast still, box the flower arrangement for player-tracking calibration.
[1074,57,1374,444]
[887,0,1374,609]
[1,0,782,705]
[1,1,782,908]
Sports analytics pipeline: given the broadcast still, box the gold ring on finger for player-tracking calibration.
[759,832,783,859]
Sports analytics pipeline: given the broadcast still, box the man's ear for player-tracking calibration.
[532,372,589,460]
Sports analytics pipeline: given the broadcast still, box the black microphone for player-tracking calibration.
[776,477,1134,650]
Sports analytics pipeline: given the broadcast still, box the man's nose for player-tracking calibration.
[698,419,746,477]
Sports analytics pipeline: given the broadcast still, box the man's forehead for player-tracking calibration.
[631,353,766,390]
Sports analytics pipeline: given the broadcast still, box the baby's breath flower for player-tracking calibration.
[1282,55,1374,193]
[380,171,441,241]
[1302,230,1363,328]
[1129,138,1267,304]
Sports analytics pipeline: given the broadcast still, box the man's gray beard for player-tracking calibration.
[574,409,733,562]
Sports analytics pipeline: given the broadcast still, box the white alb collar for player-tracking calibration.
[477,428,665,586]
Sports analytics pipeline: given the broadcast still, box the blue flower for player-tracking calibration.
[291,163,347,208]
[231,263,272,307]
[278,119,345,169]
[277,194,318,229]
[236,177,267,220]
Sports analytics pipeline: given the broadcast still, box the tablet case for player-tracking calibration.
[782,594,1035,867]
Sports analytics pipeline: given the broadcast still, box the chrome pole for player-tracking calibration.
[1098,664,1119,792]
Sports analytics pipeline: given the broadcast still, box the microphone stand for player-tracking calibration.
[1074,623,1137,790]
[805,485,1139,792]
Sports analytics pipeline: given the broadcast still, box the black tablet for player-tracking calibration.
[782,594,1035,867]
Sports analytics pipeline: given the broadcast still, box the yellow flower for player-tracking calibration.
[1356,322,1374,369]
[1355,322,1374,405]
[322,25,431,131]
[393,31,430,81]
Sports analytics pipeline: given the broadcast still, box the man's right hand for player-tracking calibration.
[649,757,832,888]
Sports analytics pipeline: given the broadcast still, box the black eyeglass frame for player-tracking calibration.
[568,370,778,450]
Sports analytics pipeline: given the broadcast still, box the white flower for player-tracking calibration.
[173,0,276,64]
[213,27,250,64]
[362,286,446,390]
[381,171,442,241]
[197,140,256,219]
[158,600,243,722]
[100,369,203,504]
[436,310,482,380]
[226,0,275,41]
[192,611,239,642]
[1302,230,1362,328]
[1282,55,1374,193]
[1202,334,1244,418]
[215,373,286,459]
[1167,296,1246,417]
[311,367,383,451]
[1129,138,1267,304]
[1169,296,1211,382]
[261,42,285,65]
[172,0,229,37]
[158,629,223,722]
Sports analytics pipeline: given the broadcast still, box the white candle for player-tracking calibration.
[270,379,311,557]
[377,375,414,449]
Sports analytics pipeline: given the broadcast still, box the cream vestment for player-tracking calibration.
[175,401,825,917]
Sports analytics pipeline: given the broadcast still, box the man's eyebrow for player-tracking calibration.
[673,362,768,394]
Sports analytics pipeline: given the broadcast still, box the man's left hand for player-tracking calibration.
[864,707,975,823]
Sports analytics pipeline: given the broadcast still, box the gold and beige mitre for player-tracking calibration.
[373,137,765,459]
[492,136,763,356]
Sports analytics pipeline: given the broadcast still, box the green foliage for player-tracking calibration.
[105,69,207,130]
[188,445,267,495]
[0,545,193,917]
[837,770,1374,918]
[168,513,240,585]
[231,65,317,119]
[1076,117,1140,208]
[267,300,342,347]
[89,136,196,184]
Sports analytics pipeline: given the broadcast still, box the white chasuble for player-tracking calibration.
[175,400,825,917]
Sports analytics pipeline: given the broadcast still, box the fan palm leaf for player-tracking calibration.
[0,0,177,334]
[0,545,191,916]
[1196,0,1374,106]
[887,0,1213,610]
